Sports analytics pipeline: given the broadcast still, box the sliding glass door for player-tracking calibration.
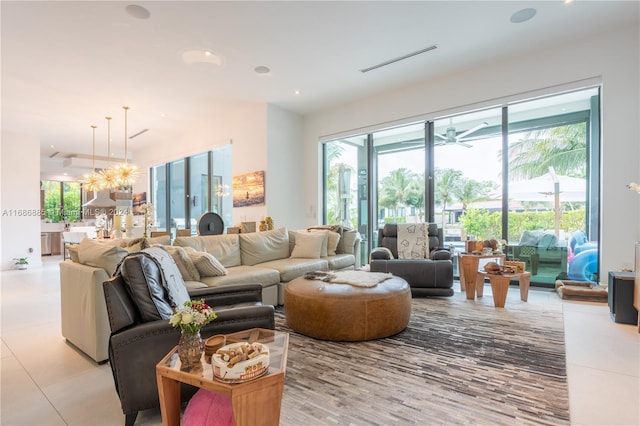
[507,88,598,284]
[372,123,425,247]
[323,135,368,264]
[322,86,600,286]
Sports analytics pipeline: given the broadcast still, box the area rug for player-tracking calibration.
[276,292,570,425]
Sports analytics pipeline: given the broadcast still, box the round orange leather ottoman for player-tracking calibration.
[284,275,411,341]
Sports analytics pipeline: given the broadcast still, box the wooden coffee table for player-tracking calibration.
[476,271,531,308]
[156,328,289,426]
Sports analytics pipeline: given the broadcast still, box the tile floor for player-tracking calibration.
[1,256,638,425]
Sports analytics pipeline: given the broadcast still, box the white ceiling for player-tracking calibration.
[2,1,638,179]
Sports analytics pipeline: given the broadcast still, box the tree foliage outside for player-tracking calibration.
[459,208,586,241]
[42,180,82,222]
[508,123,586,180]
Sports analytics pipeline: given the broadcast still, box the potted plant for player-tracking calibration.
[13,257,28,270]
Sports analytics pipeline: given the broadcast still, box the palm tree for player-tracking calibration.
[405,172,425,222]
[434,168,463,231]
[508,123,586,180]
[379,168,416,218]
[453,178,496,213]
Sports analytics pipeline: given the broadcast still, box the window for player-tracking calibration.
[322,87,600,286]
[151,145,232,237]
[40,180,82,222]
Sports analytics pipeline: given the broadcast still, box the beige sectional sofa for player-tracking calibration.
[59,226,360,362]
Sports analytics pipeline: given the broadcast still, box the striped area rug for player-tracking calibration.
[277,291,569,425]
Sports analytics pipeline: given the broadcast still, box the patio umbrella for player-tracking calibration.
[337,164,352,227]
[508,167,586,236]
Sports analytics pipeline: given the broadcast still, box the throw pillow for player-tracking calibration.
[326,231,341,256]
[77,238,128,276]
[183,247,228,277]
[164,246,201,281]
[304,230,330,257]
[290,232,325,259]
[67,244,80,262]
[147,234,171,246]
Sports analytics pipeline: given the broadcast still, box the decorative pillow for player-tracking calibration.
[174,234,241,268]
[77,238,128,276]
[119,237,149,252]
[290,232,326,259]
[338,230,359,255]
[147,235,171,246]
[67,244,80,262]
[326,231,341,256]
[183,247,228,277]
[163,246,201,281]
[305,230,330,257]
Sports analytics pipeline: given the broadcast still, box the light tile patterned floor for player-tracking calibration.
[1,256,638,425]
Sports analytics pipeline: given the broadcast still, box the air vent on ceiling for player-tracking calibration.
[129,128,149,139]
[360,44,438,73]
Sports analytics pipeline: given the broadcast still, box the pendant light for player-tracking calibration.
[82,125,102,192]
[112,105,139,189]
[84,117,116,207]
[98,116,119,190]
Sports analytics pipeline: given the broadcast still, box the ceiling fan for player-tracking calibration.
[435,119,488,148]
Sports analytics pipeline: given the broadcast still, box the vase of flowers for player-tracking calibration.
[169,300,217,373]
[139,203,154,238]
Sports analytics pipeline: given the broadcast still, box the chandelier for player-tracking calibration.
[82,106,140,192]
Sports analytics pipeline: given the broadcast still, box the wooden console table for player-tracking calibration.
[156,328,289,426]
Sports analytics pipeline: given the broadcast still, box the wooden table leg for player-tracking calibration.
[156,374,181,426]
[476,274,485,297]
[489,275,510,308]
[519,273,531,302]
[460,256,480,300]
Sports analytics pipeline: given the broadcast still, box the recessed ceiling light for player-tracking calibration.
[254,66,271,75]
[126,5,150,20]
[510,8,536,24]
[50,144,54,148]
[294,90,301,96]
[182,49,223,66]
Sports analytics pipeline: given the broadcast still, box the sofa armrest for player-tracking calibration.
[60,260,111,362]
[430,249,451,261]
[370,247,392,260]
[188,283,264,307]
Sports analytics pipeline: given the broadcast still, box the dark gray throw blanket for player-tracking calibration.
[115,246,190,308]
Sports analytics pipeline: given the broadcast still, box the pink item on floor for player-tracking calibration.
[182,389,235,426]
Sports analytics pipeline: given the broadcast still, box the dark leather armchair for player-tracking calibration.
[369,223,454,297]
[103,254,275,426]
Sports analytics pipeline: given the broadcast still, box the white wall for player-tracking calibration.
[1,131,43,270]
[265,105,305,230]
[301,24,640,276]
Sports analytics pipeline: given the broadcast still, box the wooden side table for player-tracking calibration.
[156,328,289,426]
[458,253,506,300]
[476,271,531,308]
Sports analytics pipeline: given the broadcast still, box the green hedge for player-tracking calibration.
[459,208,586,241]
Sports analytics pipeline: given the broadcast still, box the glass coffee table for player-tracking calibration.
[156,328,289,426]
